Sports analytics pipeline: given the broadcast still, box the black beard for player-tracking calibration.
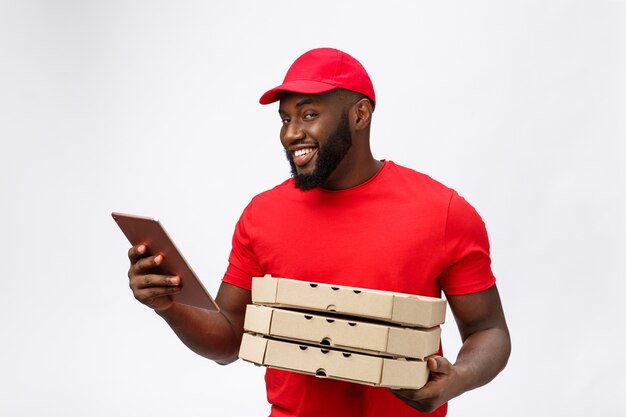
[286,114,352,191]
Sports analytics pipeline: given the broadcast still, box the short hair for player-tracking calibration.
[332,88,375,110]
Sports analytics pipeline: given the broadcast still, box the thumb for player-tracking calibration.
[427,356,452,374]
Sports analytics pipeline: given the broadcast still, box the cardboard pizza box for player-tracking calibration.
[251,276,446,328]
[244,304,440,360]
[239,333,430,389]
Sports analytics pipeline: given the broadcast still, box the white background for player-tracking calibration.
[1,1,624,416]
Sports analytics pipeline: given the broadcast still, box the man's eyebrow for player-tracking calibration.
[295,97,315,107]
[279,97,317,115]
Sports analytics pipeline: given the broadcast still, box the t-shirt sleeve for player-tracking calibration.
[222,204,264,291]
[438,191,496,295]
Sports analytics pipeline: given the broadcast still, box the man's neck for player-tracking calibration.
[321,156,383,190]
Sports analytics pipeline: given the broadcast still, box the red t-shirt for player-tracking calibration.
[223,161,496,417]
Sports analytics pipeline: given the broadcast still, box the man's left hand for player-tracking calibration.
[390,355,464,413]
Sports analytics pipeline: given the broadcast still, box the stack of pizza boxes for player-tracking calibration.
[238,275,447,389]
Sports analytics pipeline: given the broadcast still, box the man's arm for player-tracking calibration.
[156,282,250,364]
[391,284,511,413]
[128,244,250,365]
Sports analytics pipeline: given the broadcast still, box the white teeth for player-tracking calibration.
[294,148,314,157]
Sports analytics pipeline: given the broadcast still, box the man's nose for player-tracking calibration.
[283,121,305,145]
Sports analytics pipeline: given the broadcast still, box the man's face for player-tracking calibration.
[279,91,353,190]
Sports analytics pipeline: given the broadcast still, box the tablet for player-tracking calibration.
[112,212,220,311]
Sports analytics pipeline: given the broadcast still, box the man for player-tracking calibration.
[127,48,511,416]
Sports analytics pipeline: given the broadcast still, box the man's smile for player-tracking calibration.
[291,146,318,167]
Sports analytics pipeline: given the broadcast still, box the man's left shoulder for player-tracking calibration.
[387,161,456,198]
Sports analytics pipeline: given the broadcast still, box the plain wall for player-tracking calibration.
[1,1,624,416]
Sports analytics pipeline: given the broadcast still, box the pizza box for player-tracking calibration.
[239,333,429,389]
[251,276,446,328]
[244,304,440,359]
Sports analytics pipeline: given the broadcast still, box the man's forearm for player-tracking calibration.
[454,326,511,394]
[156,303,242,364]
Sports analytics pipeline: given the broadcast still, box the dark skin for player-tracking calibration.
[278,89,382,189]
[127,89,511,411]
[390,287,510,412]
[127,247,249,364]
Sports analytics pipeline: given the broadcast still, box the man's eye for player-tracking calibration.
[281,118,290,125]
[303,113,318,119]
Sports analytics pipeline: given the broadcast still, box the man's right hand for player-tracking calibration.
[127,244,181,311]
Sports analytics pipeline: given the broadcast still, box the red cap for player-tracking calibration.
[259,48,375,105]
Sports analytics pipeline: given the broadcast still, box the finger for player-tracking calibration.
[131,254,163,274]
[128,244,148,263]
[427,356,452,374]
[389,388,437,413]
[389,357,452,401]
[134,286,181,304]
[390,388,415,400]
[134,274,181,289]
[406,381,437,402]
[391,381,436,402]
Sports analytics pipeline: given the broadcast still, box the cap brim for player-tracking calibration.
[259,80,338,105]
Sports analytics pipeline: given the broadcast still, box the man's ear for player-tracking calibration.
[350,98,374,131]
